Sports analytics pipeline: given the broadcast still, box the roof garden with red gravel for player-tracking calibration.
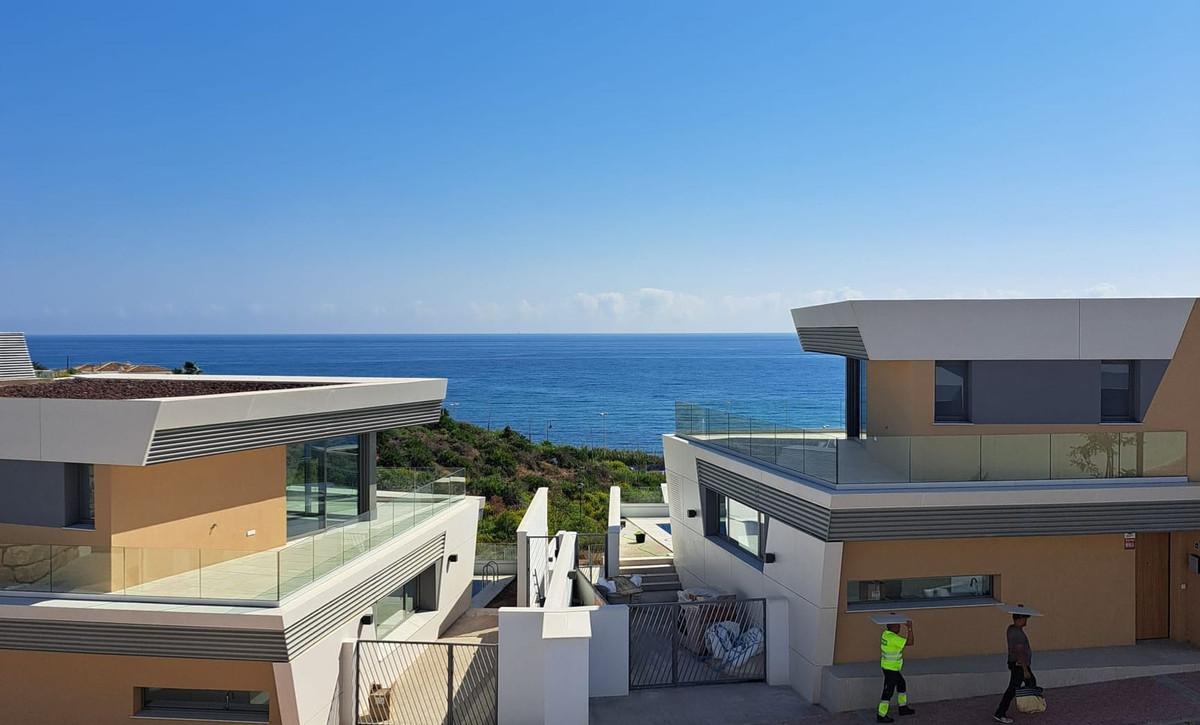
[0,377,330,400]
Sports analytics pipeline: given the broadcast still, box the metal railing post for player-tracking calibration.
[446,643,455,725]
[670,604,679,686]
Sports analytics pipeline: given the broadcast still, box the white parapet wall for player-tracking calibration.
[516,487,549,607]
[606,486,621,579]
[499,607,593,725]
[544,531,576,609]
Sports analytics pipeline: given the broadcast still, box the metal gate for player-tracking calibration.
[628,598,767,689]
[524,534,560,606]
[356,640,498,725]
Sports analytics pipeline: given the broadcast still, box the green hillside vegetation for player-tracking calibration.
[377,411,664,542]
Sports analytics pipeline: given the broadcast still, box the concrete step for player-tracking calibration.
[620,562,677,575]
[630,573,680,585]
[641,580,682,592]
[622,556,675,566]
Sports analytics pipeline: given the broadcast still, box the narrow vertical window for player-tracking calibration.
[934,361,970,422]
[74,464,94,527]
[859,359,869,436]
[1101,361,1135,422]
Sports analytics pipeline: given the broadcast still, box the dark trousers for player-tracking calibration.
[880,668,907,702]
[995,662,1037,717]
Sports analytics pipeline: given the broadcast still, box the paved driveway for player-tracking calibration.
[590,673,1200,724]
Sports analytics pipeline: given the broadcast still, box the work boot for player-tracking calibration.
[876,716,895,724]
[898,705,916,716]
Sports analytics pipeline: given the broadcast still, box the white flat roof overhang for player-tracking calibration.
[791,297,1198,361]
[0,373,448,465]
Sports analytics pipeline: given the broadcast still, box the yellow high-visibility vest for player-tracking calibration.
[880,630,906,671]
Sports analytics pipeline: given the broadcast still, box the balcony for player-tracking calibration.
[675,402,1188,487]
[0,468,466,604]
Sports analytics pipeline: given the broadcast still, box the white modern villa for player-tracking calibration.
[0,333,483,725]
[663,298,1200,709]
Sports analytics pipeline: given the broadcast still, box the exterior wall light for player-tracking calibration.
[687,509,697,518]
[448,554,459,563]
[764,553,777,564]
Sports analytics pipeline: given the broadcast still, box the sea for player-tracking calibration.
[25,334,845,452]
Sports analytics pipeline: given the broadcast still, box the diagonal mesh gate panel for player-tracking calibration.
[357,640,498,725]
[629,598,767,689]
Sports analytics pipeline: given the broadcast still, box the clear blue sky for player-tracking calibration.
[2,2,1197,334]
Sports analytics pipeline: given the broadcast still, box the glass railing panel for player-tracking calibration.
[910,436,981,482]
[773,425,807,476]
[434,478,452,515]
[369,500,394,550]
[748,418,778,465]
[51,545,122,594]
[199,549,278,601]
[837,436,910,484]
[279,536,315,598]
[1123,431,1188,478]
[127,547,201,598]
[980,434,1051,481]
[0,544,53,592]
[1051,433,1123,479]
[800,431,840,483]
[415,483,435,525]
[312,526,344,580]
[674,402,694,437]
[705,408,730,449]
[726,413,753,457]
[342,515,371,563]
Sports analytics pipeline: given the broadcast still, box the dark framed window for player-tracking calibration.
[717,493,765,559]
[934,361,970,422]
[75,464,94,527]
[846,358,868,437]
[285,433,373,538]
[374,563,438,638]
[846,574,995,610]
[139,688,269,722]
[1100,361,1135,422]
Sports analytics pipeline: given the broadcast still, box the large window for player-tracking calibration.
[139,688,269,722]
[374,564,437,639]
[934,361,970,422]
[286,434,367,538]
[1101,361,1135,422]
[717,494,764,559]
[847,574,995,609]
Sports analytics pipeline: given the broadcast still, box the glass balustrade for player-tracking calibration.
[675,402,1188,486]
[0,469,466,603]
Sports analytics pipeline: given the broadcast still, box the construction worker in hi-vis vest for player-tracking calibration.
[877,618,916,722]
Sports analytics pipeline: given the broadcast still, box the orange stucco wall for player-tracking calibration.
[0,649,281,725]
[834,534,1136,664]
[102,446,287,551]
[864,301,1200,481]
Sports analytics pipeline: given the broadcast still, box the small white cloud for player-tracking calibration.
[1082,283,1118,298]
[469,301,505,323]
[800,287,865,305]
[572,288,704,325]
